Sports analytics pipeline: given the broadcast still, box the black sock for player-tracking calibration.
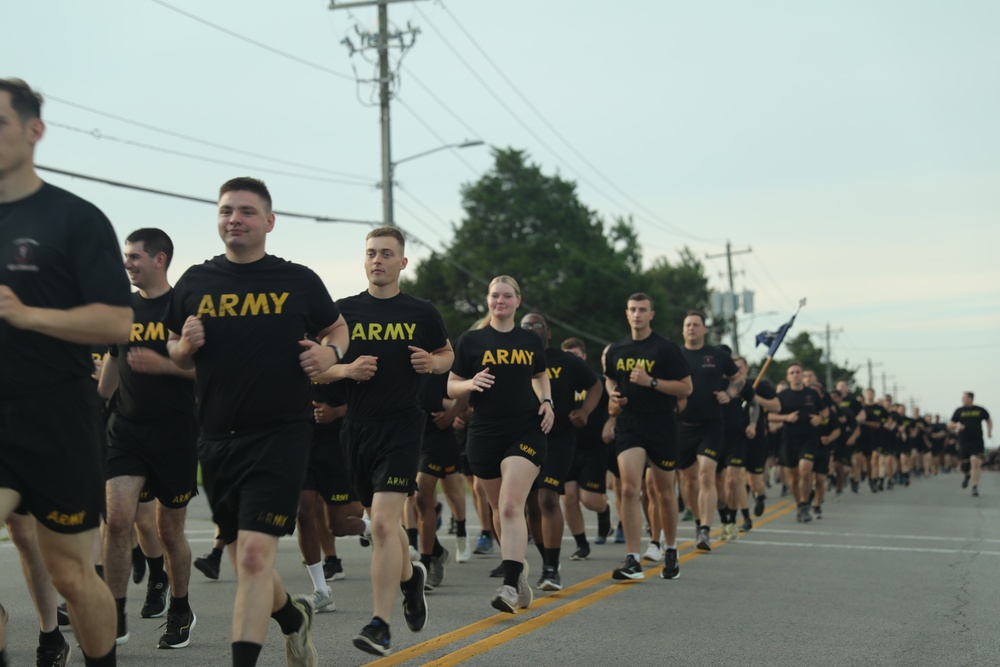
[741,508,750,521]
[132,544,144,561]
[115,597,126,615]
[481,529,492,539]
[544,547,561,568]
[147,555,165,580]
[455,519,467,538]
[695,520,701,532]
[501,559,523,588]
[535,542,546,561]
[431,538,444,558]
[168,595,190,614]
[38,627,64,647]
[210,547,223,562]
[573,532,588,548]
[406,528,419,549]
[718,508,728,524]
[82,644,115,667]
[94,564,104,580]
[271,594,302,635]
[677,494,685,512]
[420,554,432,568]
[232,641,262,667]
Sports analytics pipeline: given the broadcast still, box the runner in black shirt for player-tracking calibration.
[166,177,347,667]
[859,388,889,492]
[449,276,554,614]
[0,79,132,667]
[770,362,826,523]
[949,392,993,497]
[677,311,738,551]
[98,228,198,648]
[316,227,450,655]
[520,313,601,592]
[604,293,692,581]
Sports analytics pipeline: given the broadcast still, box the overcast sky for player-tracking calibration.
[5,1,998,426]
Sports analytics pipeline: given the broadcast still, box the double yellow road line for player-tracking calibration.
[374,498,796,666]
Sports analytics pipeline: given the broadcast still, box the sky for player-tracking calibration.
[4,1,998,428]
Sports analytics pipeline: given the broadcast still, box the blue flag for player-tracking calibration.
[755,299,806,358]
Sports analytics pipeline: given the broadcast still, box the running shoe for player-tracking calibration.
[754,494,766,517]
[739,518,753,533]
[962,474,970,489]
[323,555,344,582]
[538,565,562,591]
[490,585,517,614]
[35,640,70,667]
[116,604,129,646]
[56,602,70,627]
[428,547,449,588]
[473,534,494,555]
[596,508,611,544]
[489,563,504,578]
[972,487,980,497]
[696,527,711,551]
[157,609,196,649]
[131,547,147,585]
[194,553,220,580]
[614,524,625,544]
[612,555,643,581]
[813,505,823,520]
[401,562,428,632]
[642,542,663,562]
[660,548,680,580]
[570,543,590,561]
[353,618,390,656]
[283,595,318,667]
[455,536,471,563]
[516,562,533,608]
[140,577,170,618]
[308,589,336,613]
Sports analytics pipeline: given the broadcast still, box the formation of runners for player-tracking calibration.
[0,78,993,667]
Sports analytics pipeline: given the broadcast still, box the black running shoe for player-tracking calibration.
[401,562,428,632]
[353,619,391,656]
[489,563,504,578]
[739,518,753,533]
[570,543,590,561]
[962,474,970,489]
[813,505,822,520]
[611,555,643,581]
[132,547,147,585]
[116,604,129,646]
[36,640,70,667]
[194,553,220,581]
[141,577,170,618]
[754,495,765,517]
[56,602,70,627]
[660,549,680,580]
[851,479,860,494]
[696,527,711,552]
[157,610,195,649]
[596,508,611,544]
[538,565,562,591]
[972,487,979,497]
[323,555,345,582]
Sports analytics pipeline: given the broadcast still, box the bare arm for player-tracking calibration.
[0,289,132,344]
[97,353,118,400]
[569,378,604,428]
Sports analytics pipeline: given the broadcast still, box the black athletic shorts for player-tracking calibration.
[723,430,746,469]
[960,439,985,460]
[466,412,547,480]
[535,430,576,494]
[106,411,198,508]
[746,435,767,475]
[812,445,832,474]
[0,378,106,534]
[833,440,852,465]
[199,421,311,543]
[781,433,819,468]
[607,439,621,478]
[342,407,424,507]
[614,411,678,472]
[677,421,724,470]
[568,440,609,494]
[302,424,356,506]
[419,426,461,479]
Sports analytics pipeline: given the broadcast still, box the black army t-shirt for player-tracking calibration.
[337,290,449,418]
[165,254,340,436]
[776,386,822,441]
[452,325,546,420]
[0,183,131,397]
[951,405,991,444]
[604,332,690,417]
[544,347,600,437]
[109,290,195,420]
[679,345,738,424]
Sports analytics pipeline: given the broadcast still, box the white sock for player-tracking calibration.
[306,562,329,594]
[362,517,372,534]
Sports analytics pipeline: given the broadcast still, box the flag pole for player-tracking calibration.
[752,298,806,390]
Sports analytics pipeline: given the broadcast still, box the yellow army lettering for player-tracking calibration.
[543,476,559,486]
[481,349,534,366]
[519,443,536,457]
[329,493,350,503]
[659,459,675,468]
[386,477,409,487]
[197,292,289,317]
[584,481,601,490]
[427,463,443,472]
[45,510,86,527]
[616,358,656,372]
[546,367,562,380]
[171,491,192,504]
[131,321,166,342]
[351,322,417,341]
[257,512,289,528]
[574,389,587,402]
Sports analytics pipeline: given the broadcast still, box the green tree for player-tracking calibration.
[749,332,858,389]
[403,148,709,353]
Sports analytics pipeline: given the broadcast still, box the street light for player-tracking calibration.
[379,140,485,226]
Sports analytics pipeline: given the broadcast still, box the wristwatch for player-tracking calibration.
[326,344,343,362]
[649,377,658,389]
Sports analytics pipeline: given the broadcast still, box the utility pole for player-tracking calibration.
[332,0,421,226]
[866,358,883,392]
[823,322,844,389]
[705,240,751,355]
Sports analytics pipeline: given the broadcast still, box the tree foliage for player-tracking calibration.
[749,331,859,389]
[402,148,710,354]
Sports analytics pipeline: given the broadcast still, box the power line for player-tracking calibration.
[37,165,378,225]
[421,1,717,245]
[46,94,373,180]
[394,97,480,175]
[46,121,373,187]
[148,0,354,81]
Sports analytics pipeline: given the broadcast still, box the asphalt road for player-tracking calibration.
[2,470,997,666]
